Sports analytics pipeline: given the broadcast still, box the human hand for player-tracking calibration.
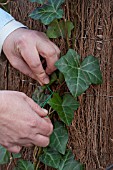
[0,91,53,153]
[3,28,60,85]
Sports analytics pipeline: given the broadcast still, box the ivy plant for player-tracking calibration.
[28,1,102,169]
[47,19,74,38]
[0,0,102,170]
[48,93,79,125]
[29,0,65,25]
[55,49,102,97]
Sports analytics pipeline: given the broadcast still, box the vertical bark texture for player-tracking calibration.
[0,0,113,169]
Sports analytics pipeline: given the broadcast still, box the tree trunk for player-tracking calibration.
[0,0,113,169]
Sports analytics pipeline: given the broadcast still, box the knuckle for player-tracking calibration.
[38,71,46,78]
[37,31,46,37]
[17,35,27,48]
[21,128,30,139]
[47,48,56,57]
[28,31,38,40]
[30,62,41,70]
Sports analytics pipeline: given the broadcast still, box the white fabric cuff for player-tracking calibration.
[0,19,26,55]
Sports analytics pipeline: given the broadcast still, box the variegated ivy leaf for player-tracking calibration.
[48,93,79,125]
[39,148,61,168]
[29,0,65,25]
[58,150,84,170]
[55,49,103,97]
[29,0,45,4]
[49,121,68,154]
[47,19,74,38]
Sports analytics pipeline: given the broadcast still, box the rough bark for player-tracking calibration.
[0,0,113,169]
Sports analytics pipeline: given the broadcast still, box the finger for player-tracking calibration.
[7,146,22,153]
[50,41,61,57]
[25,95,48,117]
[22,95,53,136]
[32,134,50,147]
[36,117,53,136]
[45,54,59,75]
[36,42,60,75]
[9,55,38,80]
[20,47,49,85]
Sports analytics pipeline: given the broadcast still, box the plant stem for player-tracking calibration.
[33,146,39,167]
[35,147,42,170]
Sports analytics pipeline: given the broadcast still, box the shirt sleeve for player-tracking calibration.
[0,8,26,55]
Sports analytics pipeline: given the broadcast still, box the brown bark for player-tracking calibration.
[0,0,113,169]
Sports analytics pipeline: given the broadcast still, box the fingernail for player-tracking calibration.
[44,77,49,84]
[42,108,48,114]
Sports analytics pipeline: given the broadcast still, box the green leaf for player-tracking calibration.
[0,145,10,164]
[48,93,79,125]
[12,153,21,159]
[59,72,64,84]
[55,49,103,97]
[32,86,50,107]
[39,148,61,168]
[49,121,68,154]
[29,0,65,25]
[29,0,45,4]
[14,160,34,170]
[58,150,84,170]
[49,72,58,85]
[47,20,74,38]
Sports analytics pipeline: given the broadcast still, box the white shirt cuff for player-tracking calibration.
[0,19,27,55]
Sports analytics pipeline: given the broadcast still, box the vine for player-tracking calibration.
[0,0,103,170]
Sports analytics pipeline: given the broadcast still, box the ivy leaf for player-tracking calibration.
[55,49,103,97]
[12,153,21,159]
[48,72,58,86]
[29,0,45,4]
[49,121,68,154]
[39,148,61,168]
[48,93,79,125]
[47,20,74,38]
[14,160,34,170]
[29,0,65,25]
[59,72,64,84]
[0,145,10,164]
[58,150,84,170]
[32,86,50,107]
